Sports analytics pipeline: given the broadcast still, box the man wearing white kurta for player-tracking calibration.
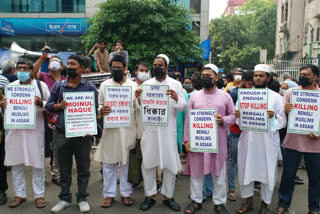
[94,55,137,208]
[236,64,286,214]
[1,59,50,208]
[136,54,187,211]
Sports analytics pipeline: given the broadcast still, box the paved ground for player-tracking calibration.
[0,150,309,214]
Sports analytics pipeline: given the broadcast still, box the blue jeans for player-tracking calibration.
[227,131,240,191]
[278,148,320,212]
[202,174,213,199]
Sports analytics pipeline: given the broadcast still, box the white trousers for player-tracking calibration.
[11,164,45,199]
[190,163,227,205]
[142,166,176,198]
[240,182,274,204]
[102,163,132,198]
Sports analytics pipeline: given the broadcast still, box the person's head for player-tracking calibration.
[183,78,193,93]
[175,72,181,81]
[16,59,34,82]
[201,64,219,89]
[67,55,86,78]
[239,71,254,89]
[135,62,149,82]
[267,79,280,93]
[48,56,63,73]
[216,78,225,89]
[233,68,244,80]
[76,50,85,56]
[298,64,319,88]
[282,72,291,81]
[191,71,202,90]
[253,64,271,88]
[226,73,234,83]
[83,56,92,73]
[153,54,169,80]
[110,55,127,83]
[115,40,124,52]
[98,40,106,51]
[280,82,289,96]
[1,60,16,74]
[111,44,116,52]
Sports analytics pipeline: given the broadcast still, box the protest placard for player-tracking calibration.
[5,85,36,129]
[64,92,97,138]
[287,89,320,135]
[238,88,269,132]
[141,84,169,126]
[104,86,132,128]
[189,109,218,153]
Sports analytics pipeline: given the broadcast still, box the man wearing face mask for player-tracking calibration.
[33,46,67,186]
[46,55,98,213]
[183,64,236,214]
[94,55,137,208]
[135,54,187,212]
[0,59,50,208]
[236,64,286,214]
[274,64,320,214]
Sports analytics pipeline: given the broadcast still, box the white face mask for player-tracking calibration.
[49,60,61,71]
[234,75,242,80]
[137,72,149,82]
[281,88,287,95]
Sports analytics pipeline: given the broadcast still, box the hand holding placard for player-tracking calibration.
[185,141,191,152]
[101,105,112,115]
[0,98,7,110]
[54,100,67,111]
[166,89,178,102]
[215,113,224,125]
[284,103,293,115]
[34,96,43,107]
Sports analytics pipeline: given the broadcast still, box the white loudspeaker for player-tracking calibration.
[10,42,42,61]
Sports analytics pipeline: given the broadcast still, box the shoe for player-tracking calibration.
[157,183,162,193]
[215,204,229,214]
[140,197,155,211]
[163,198,181,211]
[78,201,90,213]
[0,192,7,205]
[294,176,304,184]
[50,200,71,213]
[52,178,60,186]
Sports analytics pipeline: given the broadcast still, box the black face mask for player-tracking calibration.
[67,68,77,78]
[201,77,214,89]
[152,67,166,79]
[111,69,125,82]
[298,76,312,87]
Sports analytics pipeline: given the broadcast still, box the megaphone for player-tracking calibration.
[10,42,42,61]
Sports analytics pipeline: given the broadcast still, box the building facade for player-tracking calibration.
[222,0,247,16]
[275,0,320,60]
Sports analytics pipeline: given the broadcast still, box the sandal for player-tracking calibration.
[236,203,253,214]
[8,196,26,208]
[101,197,114,208]
[227,191,236,201]
[261,207,272,214]
[215,204,229,214]
[35,197,46,208]
[184,201,202,214]
[273,206,289,214]
[121,196,134,206]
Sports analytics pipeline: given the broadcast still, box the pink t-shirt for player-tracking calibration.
[283,84,320,153]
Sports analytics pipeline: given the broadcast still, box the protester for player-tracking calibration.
[274,64,320,214]
[109,40,129,64]
[183,64,236,214]
[1,60,17,82]
[46,55,98,213]
[135,54,187,211]
[33,46,67,186]
[224,73,234,93]
[0,59,50,208]
[279,82,289,96]
[236,64,286,214]
[94,40,110,73]
[183,78,193,93]
[282,72,298,88]
[94,55,137,208]
[76,50,94,73]
[227,71,254,202]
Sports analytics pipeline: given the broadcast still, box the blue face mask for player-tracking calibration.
[17,71,31,82]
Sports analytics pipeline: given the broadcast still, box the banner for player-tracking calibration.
[5,85,36,129]
[287,89,320,135]
[104,86,132,128]
[64,92,97,138]
[238,88,269,132]
[141,84,169,126]
[189,109,218,153]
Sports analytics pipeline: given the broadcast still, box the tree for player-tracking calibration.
[209,0,277,72]
[82,0,202,69]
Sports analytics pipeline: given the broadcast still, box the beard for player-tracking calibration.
[254,82,267,88]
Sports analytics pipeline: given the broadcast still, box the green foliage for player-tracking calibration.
[209,0,277,72]
[82,0,202,69]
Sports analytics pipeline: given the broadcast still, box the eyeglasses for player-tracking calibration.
[111,66,124,70]
[16,66,31,71]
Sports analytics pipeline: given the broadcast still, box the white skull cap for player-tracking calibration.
[254,64,270,73]
[157,54,169,66]
[203,64,219,75]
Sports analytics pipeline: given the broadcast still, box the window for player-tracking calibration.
[0,0,85,13]
[190,0,201,14]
